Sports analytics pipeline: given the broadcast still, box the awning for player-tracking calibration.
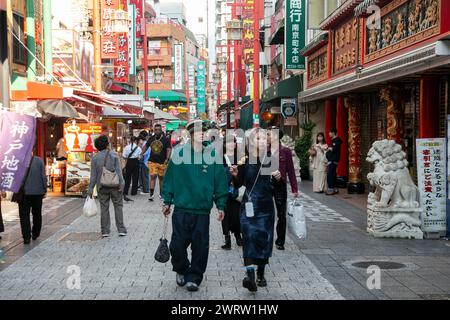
[269,20,285,45]
[11,81,64,101]
[145,107,180,121]
[300,33,329,56]
[217,100,235,114]
[102,106,141,119]
[165,120,187,131]
[261,74,303,103]
[142,90,189,103]
[110,83,133,94]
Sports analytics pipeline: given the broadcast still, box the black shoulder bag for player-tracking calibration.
[12,157,34,203]
[123,144,139,176]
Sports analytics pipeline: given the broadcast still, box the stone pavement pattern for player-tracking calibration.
[0,194,343,300]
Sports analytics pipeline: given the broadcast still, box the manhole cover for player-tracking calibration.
[58,232,101,242]
[351,261,406,270]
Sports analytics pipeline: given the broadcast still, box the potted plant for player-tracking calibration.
[295,121,316,180]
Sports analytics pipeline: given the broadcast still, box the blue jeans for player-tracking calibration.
[169,209,210,286]
[139,161,150,193]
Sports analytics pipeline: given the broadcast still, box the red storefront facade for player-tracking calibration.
[299,0,450,193]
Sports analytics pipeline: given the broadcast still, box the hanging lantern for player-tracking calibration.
[261,111,273,122]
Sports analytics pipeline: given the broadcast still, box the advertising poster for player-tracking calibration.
[64,123,102,196]
[416,138,447,234]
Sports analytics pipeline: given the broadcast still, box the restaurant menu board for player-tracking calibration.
[416,138,447,234]
[64,123,102,196]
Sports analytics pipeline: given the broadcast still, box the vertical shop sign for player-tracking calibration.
[173,43,184,90]
[129,0,143,38]
[416,138,447,234]
[197,61,206,114]
[101,0,119,59]
[0,112,36,193]
[285,0,306,70]
[128,4,136,75]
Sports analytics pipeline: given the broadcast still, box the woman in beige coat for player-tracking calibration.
[309,133,328,193]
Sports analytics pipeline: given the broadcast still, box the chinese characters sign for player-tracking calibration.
[114,33,129,82]
[416,138,447,234]
[101,0,119,59]
[173,43,184,90]
[197,61,206,114]
[129,0,143,38]
[285,0,306,70]
[333,18,359,74]
[242,0,254,67]
[0,112,36,193]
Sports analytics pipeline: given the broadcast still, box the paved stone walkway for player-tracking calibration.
[0,194,343,300]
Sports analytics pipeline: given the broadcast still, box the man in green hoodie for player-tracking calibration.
[162,120,228,292]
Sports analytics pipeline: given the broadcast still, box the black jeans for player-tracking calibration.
[124,158,140,196]
[273,181,287,247]
[327,162,338,190]
[18,195,44,240]
[169,209,210,286]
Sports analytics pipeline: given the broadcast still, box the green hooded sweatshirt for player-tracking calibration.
[162,142,228,214]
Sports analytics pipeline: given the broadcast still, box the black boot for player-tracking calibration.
[243,267,257,292]
[257,265,267,287]
[235,233,243,247]
[221,235,231,250]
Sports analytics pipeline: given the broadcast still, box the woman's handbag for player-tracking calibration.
[11,157,34,203]
[155,216,170,263]
[287,199,307,240]
[100,151,120,188]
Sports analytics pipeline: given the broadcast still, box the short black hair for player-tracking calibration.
[329,127,338,135]
[95,135,109,151]
[154,124,162,128]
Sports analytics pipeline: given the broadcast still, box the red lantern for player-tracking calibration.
[261,111,273,122]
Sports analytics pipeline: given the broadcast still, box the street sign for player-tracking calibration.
[285,0,306,70]
[281,98,297,118]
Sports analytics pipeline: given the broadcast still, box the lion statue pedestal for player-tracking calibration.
[366,140,423,240]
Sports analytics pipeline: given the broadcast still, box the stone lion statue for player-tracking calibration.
[366,140,420,209]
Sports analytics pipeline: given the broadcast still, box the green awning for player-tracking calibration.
[261,75,303,103]
[140,90,188,102]
[165,120,187,131]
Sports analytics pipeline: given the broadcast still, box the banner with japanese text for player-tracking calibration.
[129,0,143,38]
[416,138,447,234]
[0,112,36,193]
[128,4,136,76]
[197,61,206,114]
[101,0,119,59]
[173,44,184,90]
[285,0,306,70]
[242,0,254,98]
[113,1,129,83]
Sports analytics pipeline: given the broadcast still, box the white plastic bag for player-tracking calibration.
[287,200,307,240]
[83,197,99,218]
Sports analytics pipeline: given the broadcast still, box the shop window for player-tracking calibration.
[12,12,26,65]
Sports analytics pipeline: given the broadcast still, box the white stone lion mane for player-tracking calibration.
[367,139,420,209]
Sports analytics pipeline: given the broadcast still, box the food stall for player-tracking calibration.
[63,121,102,196]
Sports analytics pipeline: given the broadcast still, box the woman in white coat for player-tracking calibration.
[309,133,328,193]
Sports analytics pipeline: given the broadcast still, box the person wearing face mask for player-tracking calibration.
[309,132,328,193]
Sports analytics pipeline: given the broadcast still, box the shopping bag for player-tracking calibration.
[83,197,99,218]
[155,217,170,263]
[287,200,307,240]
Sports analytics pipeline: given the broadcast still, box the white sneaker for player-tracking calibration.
[118,232,127,237]
[102,234,110,238]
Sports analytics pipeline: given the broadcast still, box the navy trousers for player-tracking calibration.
[169,209,210,286]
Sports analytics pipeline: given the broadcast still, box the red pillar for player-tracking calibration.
[252,0,260,127]
[36,120,46,158]
[336,96,348,179]
[419,75,440,138]
[324,98,337,146]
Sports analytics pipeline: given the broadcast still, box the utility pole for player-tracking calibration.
[93,0,102,92]
[253,0,260,127]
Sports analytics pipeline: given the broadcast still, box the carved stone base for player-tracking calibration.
[367,205,423,240]
[348,182,365,194]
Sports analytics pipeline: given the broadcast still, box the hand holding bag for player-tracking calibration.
[155,216,170,263]
[287,199,307,240]
[83,197,99,218]
[100,151,120,188]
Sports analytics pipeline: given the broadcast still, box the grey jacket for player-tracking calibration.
[88,150,125,194]
[24,156,47,196]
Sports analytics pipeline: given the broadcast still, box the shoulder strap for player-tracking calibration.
[103,151,110,168]
[246,155,266,199]
[22,157,34,186]
[128,144,139,160]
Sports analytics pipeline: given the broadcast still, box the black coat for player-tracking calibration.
[0,198,4,233]
[326,137,343,163]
